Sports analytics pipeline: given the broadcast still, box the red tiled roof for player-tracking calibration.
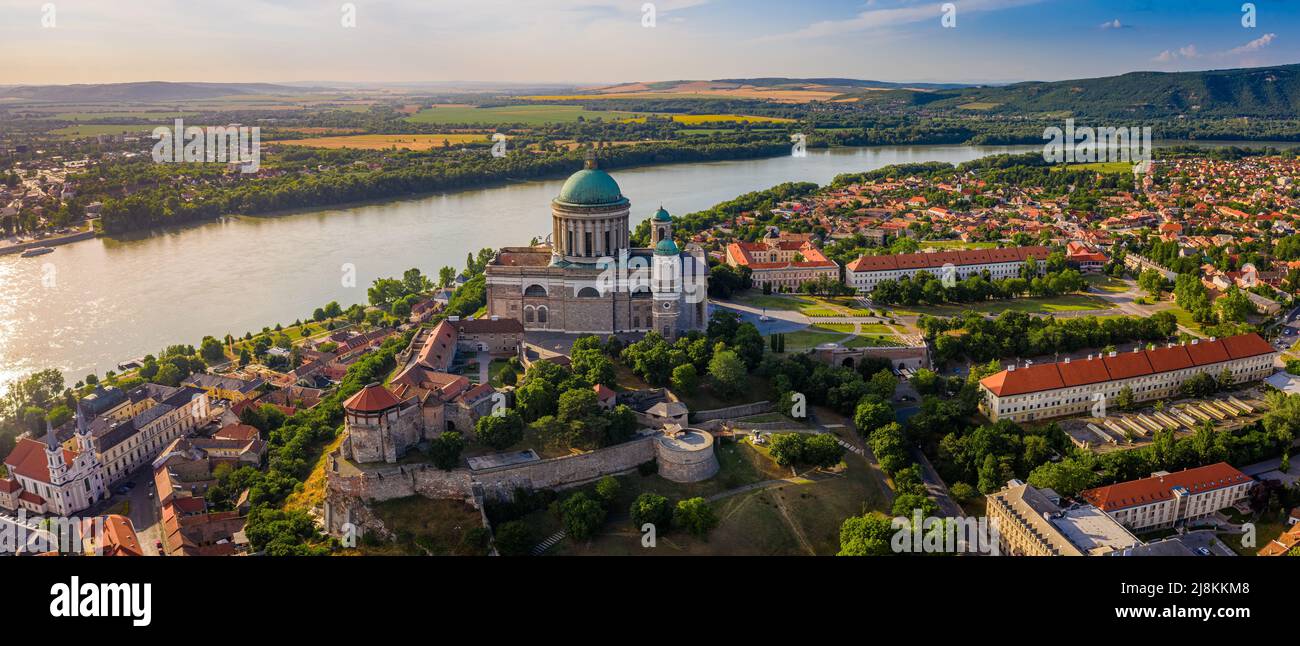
[1144,345,1194,373]
[1080,462,1251,512]
[1102,350,1153,380]
[19,490,44,505]
[593,383,616,400]
[0,478,18,493]
[417,320,458,371]
[1185,339,1231,366]
[848,246,1050,273]
[213,423,259,442]
[1057,357,1110,387]
[343,383,402,413]
[3,438,77,485]
[980,334,1274,397]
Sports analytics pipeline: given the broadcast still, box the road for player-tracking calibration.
[911,448,965,518]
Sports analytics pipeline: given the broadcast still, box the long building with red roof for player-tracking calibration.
[845,246,1050,293]
[1079,462,1252,531]
[978,333,1276,422]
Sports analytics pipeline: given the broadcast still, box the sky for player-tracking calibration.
[0,0,1297,86]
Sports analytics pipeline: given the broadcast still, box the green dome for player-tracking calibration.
[654,238,680,256]
[556,168,626,206]
[652,206,671,222]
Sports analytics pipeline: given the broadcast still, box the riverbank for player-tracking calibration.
[0,229,96,257]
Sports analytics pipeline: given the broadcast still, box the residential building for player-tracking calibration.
[79,383,212,484]
[183,373,265,404]
[845,246,1050,293]
[1080,462,1253,532]
[978,334,1276,423]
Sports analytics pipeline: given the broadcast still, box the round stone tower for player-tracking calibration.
[655,427,719,483]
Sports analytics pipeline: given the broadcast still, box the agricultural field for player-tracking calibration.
[48,124,155,139]
[273,133,490,150]
[405,104,647,125]
[620,113,793,125]
[37,111,199,121]
[1051,161,1136,174]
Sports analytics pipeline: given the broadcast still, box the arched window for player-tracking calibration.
[524,306,535,323]
[657,227,665,240]
[537,306,548,323]
[524,284,547,297]
[577,286,600,298]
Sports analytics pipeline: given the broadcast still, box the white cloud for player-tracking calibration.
[1227,32,1276,55]
[1100,19,1122,30]
[758,0,1045,42]
[1153,44,1198,62]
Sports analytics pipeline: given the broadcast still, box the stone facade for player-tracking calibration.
[655,428,719,483]
[485,162,707,340]
[325,435,657,538]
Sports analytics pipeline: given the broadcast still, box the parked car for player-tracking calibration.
[115,485,130,496]
[1196,547,1211,556]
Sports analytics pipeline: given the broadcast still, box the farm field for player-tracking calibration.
[620,113,794,125]
[273,133,490,150]
[48,124,155,139]
[406,104,647,125]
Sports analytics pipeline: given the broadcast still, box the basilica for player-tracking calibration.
[485,158,708,339]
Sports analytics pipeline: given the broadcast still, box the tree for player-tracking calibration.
[560,492,606,541]
[438,266,456,288]
[558,388,599,424]
[494,520,535,557]
[630,493,672,530]
[1137,269,1166,299]
[837,512,894,556]
[671,363,699,393]
[707,349,747,397]
[673,497,718,538]
[1115,385,1134,411]
[200,336,226,363]
[427,431,464,470]
[866,369,898,401]
[595,476,621,504]
[853,395,895,434]
[804,433,846,468]
[948,481,977,503]
[1027,456,1097,497]
[475,410,524,450]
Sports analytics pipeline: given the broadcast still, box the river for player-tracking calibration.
[0,144,1041,387]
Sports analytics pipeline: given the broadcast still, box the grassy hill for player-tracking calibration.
[926,64,1300,118]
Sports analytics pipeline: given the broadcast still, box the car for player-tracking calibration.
[1196,546,1211,556]
[155,540,163,551]
[897,395,915,402]
[758,315,771,322]
[115,486,130,495]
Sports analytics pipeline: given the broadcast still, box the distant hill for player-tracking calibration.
[0,81,330,102]
[711,77,974,91]
[925,64,1300,118]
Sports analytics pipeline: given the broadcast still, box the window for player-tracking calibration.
[524,284,547,297]
[577,287,600,298]
[537,307,548,323]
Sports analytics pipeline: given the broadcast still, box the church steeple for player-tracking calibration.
[44,419,68,485]
[75,400,96,455]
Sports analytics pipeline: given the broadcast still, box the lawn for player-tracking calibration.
[897,293,1115,316]
[350,496,487,556]
[729,291,814,311]
[798,297,872,318]
[775,327,853,351]
[1226,520,1286,556]
[488,359,516,387]
[554,438,889,556]
[406,104,647,125]
[1052,161,1135,175]
[274,133,489,150]
[1085,274,1132,293]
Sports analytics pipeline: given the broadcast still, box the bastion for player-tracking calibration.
[654,426,719,483]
